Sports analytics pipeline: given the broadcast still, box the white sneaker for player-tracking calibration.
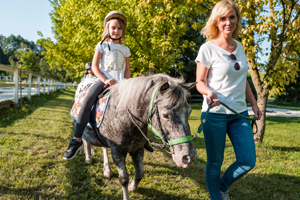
[220,191,230,200]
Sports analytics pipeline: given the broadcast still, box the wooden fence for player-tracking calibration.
[0,64,71,108]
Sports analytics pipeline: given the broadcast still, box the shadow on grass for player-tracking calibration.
[265,116,300,124]
[63,157,121,200]
[0,89,74,128]
[135,187,203,200]
[270,146,300,152]
[9,131,67,141]
[230,173,300,200]
[0,185,65,199]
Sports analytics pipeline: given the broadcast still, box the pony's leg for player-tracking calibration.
[128,148,144,191]
[111,151,130,200]
[82,139,92,164]
[102,147,112,179]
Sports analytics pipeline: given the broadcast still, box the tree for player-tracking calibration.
[38,0,207,78]
[0,34,41,58]
[236,0,300,142]
[9,43,40,73]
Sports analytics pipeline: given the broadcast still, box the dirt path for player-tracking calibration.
[248,107,300,117]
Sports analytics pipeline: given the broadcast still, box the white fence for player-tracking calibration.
[0,64,71,107]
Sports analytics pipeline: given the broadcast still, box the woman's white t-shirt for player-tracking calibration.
[195,40,249,114]
[95,42,131,82]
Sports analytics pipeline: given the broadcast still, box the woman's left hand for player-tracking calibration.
[252,105,262,120]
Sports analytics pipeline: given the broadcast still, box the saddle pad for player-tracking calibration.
[70,86,114,128]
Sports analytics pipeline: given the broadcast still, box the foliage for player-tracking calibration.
[0,34,44,62]
[169,25,206,94]
[0,93,299,199]
[0,46,9,65]
[274,51,300,103]
[0,34,73,82]
[274,73,300,103]
[38,0,209,78]
[9,43,41,73]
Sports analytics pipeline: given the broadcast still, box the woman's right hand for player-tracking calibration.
[207,91,220,108]
[104,78,117,86]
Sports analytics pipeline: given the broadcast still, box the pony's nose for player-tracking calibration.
[182,155,191,164]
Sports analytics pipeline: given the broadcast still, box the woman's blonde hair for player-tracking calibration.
[201,0,242,39]
[101,19,126,44]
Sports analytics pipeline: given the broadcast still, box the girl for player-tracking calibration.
[63,11,132,160]
[195,0,262,199]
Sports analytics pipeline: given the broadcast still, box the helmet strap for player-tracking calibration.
[100,33,122,51]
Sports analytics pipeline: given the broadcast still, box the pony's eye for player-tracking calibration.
[162,114,169,119]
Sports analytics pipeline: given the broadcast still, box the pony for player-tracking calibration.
[81,74,197,200]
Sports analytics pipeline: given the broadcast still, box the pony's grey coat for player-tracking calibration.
[81,74,197,200]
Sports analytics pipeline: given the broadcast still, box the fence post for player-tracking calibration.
[37,76,41,96]
[27,73,32,100]
[54,80,57,91]
[47,79,50,94]
[43,79,46,94]
[13,68,19,106]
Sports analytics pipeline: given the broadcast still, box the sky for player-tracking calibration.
[0,0,54,43]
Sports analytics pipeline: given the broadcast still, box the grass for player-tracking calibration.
[0,89,299,199]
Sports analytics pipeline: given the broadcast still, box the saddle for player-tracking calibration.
[70,85,114,147]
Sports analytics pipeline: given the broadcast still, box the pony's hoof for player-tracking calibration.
[85,159,92,164]
[103,172,112,180]
[128,179,137,191]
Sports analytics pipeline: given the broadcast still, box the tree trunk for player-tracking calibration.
[254,90,269,143]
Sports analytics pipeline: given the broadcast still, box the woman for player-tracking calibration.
[195,0,262,199]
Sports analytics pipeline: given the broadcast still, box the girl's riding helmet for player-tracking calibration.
[85,62,92,70]
[103,11,127,28]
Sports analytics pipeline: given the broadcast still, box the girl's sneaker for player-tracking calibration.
[63,139,83,160]
[220,191,230,200]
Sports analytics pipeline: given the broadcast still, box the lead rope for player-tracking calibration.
[193,102,258,138]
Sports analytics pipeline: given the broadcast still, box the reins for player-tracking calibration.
[193,102,258,139]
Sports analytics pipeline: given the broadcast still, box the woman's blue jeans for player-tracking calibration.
[201,111,256,200]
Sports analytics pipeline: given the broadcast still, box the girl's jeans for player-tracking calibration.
[201,111,256,200]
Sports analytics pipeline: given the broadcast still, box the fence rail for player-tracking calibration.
[0,64,71,108]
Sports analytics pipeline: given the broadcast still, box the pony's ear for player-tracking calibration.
[159,82,169,93]
[147,80,155,89]
[180,82,197,90]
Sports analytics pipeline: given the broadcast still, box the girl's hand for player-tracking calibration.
[104,79,117,86]
[207,91,220,108]
[252,105,262,120]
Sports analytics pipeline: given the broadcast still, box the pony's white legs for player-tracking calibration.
[128,149,144,191]
[102,147,112,179]
[82,139,92,164]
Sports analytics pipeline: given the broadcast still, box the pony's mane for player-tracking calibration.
[115,74,190,110]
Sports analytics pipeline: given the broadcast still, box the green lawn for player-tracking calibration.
[0,89,299,199]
